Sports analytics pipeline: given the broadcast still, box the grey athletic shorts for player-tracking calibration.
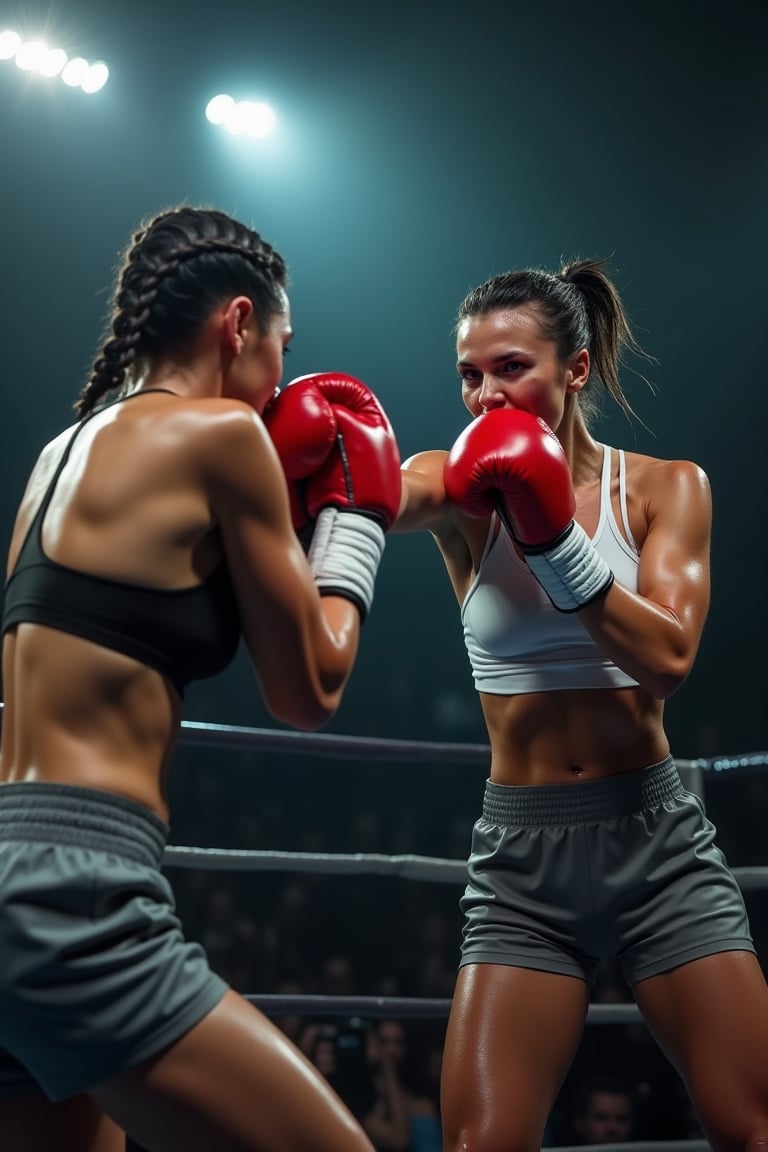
[459,757,754,984]
[0,782,228,1101]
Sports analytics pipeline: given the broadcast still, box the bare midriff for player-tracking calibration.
[479,685,669,786]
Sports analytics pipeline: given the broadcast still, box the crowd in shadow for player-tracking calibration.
[120,714,768,1149]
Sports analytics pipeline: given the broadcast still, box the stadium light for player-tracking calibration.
[205,93,276,138]
[0,28,109,93]
[0,30,21,60]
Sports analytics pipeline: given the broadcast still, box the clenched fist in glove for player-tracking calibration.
[263,372,402,619]
[443,408,614,612]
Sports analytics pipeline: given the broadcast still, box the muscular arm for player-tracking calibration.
[394,449,481,602]
[204,406,361,730]
[392,450,453,534]
[579,459,711,699]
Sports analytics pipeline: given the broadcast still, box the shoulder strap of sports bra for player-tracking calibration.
[617,449,639,552]
[23,388,179,555]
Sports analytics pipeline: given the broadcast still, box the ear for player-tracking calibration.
[222,296,254,354]
[565,347,590,393]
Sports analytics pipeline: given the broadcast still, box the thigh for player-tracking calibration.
[634,950,768,1147]
[441,963,589,1152]
[0,1089,124,1152]
[91,988,375,1152]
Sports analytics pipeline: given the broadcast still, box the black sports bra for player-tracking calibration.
[1,391,241,697]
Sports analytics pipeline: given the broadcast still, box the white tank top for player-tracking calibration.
[461,445,641,694]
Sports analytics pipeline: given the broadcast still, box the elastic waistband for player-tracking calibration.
[482,757,682,826]
[0,782,168,867]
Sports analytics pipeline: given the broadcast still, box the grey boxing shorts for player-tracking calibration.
[459,757,754,984]
[0,781,228,1101]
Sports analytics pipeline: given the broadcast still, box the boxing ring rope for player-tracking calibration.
[546,1145,708,1152]
[166,721,768,896]
[247,993,639,1025]
[164,722,768,1017]
[545,1144,708,1152]
[163,845,768,892]
[169,721,765,1149]
[1,707,763,1149]
[177,718,768,775]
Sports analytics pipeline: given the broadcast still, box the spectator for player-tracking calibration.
[570,1075,635,1145]
[364,1021,442,1152]
[361,1021,411,1151]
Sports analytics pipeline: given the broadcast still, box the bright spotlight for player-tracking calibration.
[15,39,46,71]
[61,56,89,87]
[1,30,109,93]
[0,29,21,59]
[206,93,276,138]
[81,60,108,93]
[38,47,68,77]
[241,101,275,138]
[206,93,235,125]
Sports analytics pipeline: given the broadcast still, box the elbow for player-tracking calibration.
[648,672,687,701]
[269,704,336,733]
[642,652,694,700]
[265,690,340,733]
[296,706,336,732]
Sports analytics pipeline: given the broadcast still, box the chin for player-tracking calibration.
[259,388,281,417]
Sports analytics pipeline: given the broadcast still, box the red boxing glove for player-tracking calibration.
[444,409,613,612]
[263,373,402,620]
[263,373,401,529]
[262,377,337,540]
[443,409,575,546]
[302,373,401,529]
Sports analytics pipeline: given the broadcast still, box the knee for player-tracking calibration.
[705,1123,768,1152]
[444,1130,538,1152]
[694,1092,768,1152]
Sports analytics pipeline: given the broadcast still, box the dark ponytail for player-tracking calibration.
[457,257,655,425]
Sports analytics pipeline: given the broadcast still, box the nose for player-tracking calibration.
[478,375,506,412]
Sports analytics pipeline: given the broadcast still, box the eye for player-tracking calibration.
[281,344,292,357]
[458,367,480,383]
[501,360,525,374]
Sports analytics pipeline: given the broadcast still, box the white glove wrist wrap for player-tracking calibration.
[307,507,386,621]
[522,520,614,612]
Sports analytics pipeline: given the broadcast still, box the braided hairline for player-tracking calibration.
[132,233,284,277]
[119,235,285,304]
[113,235,284,325]
[75,225,286,417]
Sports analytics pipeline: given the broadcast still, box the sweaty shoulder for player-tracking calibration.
[623,450,711,539]
[627,451,710,500]
[187,398,275,471]
[188,398,283,511]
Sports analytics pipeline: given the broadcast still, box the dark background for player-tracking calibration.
[2,0,766,762]
[2,2,767,1140]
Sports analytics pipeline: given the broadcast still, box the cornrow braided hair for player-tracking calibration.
[75,206,288,418]
[457,258,655,426]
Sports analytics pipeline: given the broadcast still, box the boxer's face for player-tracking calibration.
[456,304,588,432]
[227,290,293,414]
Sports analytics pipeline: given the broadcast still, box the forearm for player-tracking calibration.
[392,456,451,534]
[579,582,699,699]
[315,596,362,690]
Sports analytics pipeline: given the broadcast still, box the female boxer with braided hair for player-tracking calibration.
[396,259,768,1150]
[0,205,400,1151]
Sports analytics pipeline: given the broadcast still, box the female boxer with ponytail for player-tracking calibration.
[396,259,768,1150]
[0,205,401,1151]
